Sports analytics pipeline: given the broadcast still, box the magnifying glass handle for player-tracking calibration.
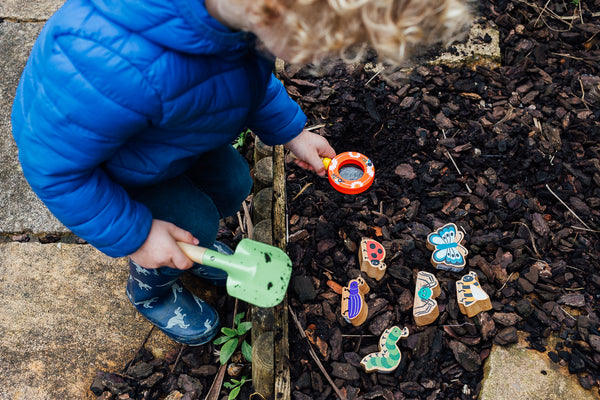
[322,157,332,169]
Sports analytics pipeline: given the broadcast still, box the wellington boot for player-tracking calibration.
[126,260,219,345]
[188,240,233,286]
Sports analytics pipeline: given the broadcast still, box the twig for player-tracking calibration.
[550,52,585,61]
[497,272,515,293]
[365,69,382,86]
[289,308,348,400]
[569,225,600,233]
[205,364,227,400]
[441,130,472,193]
[241,200,254,240]
[512,221,541,257]
[205,298,240,400]
[171,344,187,373]
[292,182,313,201]
[443,322,476,327]
[560,307,577,321]
[564,287,584,291]
[306,124,326,131]
[545,184,593,231]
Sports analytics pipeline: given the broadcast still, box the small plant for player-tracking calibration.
[223,375,251,400]
[213,311,252,365]
[232,129,251,149]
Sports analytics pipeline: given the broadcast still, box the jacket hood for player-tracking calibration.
[89,0,255,54]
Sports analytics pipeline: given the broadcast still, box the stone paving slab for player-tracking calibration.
[0,20,67,235]
[0,0,63,20]
[0,242,175,400]
[479,332,599,400]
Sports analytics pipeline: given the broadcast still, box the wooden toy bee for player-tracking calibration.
[413,271,441,326]
[341,277,370,326]
[456,271,492,317]
[360,238,387,281]
[426,223,468,272]
[360,326,409,373]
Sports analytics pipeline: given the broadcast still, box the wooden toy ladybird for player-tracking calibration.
[360,326,409,373]
[456,271,492,317]
[426,223,468,272]
[413,271,441,326]
[360,238,387,281]
[341,277,370,326]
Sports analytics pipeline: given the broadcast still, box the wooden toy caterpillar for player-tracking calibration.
[360,326,409,373]
[456,271,492,317]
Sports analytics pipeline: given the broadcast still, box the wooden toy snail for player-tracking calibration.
[426,223,468,272]
[360,326,409,373]
[413,271,441,326]
[456,271,492,317]
[341,277,370,326]
[359,238,386,281]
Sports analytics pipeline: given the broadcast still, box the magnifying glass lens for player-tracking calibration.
[338,165,364,181]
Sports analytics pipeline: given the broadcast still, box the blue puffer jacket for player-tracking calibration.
[12,0,306,257]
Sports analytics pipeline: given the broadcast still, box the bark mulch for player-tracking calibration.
[92,0,600,398]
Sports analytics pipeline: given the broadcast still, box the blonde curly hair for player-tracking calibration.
[251,0,472,67]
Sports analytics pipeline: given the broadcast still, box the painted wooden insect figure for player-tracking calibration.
[456,271,492,317]
[360,326,409,373]
[360,238,387,281]
[413,271,441,326]
[426,223,468,272]
[341,277,370,326]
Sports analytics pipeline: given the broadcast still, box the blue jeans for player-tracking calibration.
[127,145,253,248]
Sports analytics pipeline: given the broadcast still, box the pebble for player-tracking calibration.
[493,327,518,345]
[449,340,481,372]
[330,362,360,381]
[492,312,522,326]
[557,293,586,307]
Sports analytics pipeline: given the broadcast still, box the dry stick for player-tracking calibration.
[289,308,348,400]
[497,272,515,294]
[171,344,187,373]
[241,200,254,240]
[545,184,593,231]
[205,298,240,400]
[512,221,541,258]
[205,364,227,400]
[365,69,382,86]
[306,123,326,131]
[292,182,313,201]
[441,130,472,193]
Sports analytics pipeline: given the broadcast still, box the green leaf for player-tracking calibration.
[230,379,240,385]
[221,327,237,337]
[223,382,235,389]
[229,386,241,400]
[241,340,252,363]
[213,335,230,345]
[220,338,238,365]
[236,321,252,336]
[233,312,245,326]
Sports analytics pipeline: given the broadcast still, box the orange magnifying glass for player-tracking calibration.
[322,152,375,195]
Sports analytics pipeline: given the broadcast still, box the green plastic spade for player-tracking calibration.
[177,239,292,308]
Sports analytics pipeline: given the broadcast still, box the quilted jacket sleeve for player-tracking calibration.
[245,73,307,146]
[12,33,162,257]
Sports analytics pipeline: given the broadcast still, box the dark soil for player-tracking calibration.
[93,0,600,399]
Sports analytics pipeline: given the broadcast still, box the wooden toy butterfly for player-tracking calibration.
[426,223,468,272]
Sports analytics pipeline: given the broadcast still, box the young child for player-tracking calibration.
[11,0,470,345]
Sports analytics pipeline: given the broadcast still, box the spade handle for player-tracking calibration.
[177,242,208,264]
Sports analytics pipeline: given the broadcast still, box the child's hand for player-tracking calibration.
[130,219,199,270]
[285,129,336,177]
